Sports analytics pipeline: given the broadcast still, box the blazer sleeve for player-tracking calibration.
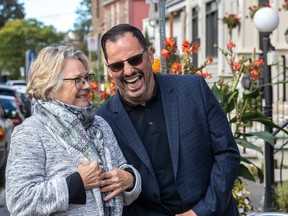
[5,123,70,216]
[191,76,240,215]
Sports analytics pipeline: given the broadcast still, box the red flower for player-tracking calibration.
[182,41,191,55]
[256,58,264,66]
[232,62,242,71]
[191,43,200,54]
[206,57,213,64]
[227,41,236,49]
[195,70,212,79]
[161,49,169,59]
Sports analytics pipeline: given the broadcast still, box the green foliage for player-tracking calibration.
[274,181,288,212]
[0,0,25,28]
[144,28,154,52]
[211,42,288,184]
[0,19,64,78]
[232,179,252,215]
[71,0,92,53]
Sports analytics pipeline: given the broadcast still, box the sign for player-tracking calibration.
[25,49,36,81]
[87,36,98,51]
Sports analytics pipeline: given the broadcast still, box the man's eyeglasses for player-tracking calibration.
[63,73,95,89]
[107,48,147,72]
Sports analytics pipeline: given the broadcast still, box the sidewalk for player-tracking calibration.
[245,180,264,212]
[0,181,267,215]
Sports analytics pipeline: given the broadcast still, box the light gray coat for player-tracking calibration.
[5,115,141,216]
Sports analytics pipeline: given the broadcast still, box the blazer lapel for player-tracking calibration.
[110,95,155,174]
[157,75,180,178]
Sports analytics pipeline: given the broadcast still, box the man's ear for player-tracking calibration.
[147,46,154,63]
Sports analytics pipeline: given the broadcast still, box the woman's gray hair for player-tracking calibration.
[26,45,90,100]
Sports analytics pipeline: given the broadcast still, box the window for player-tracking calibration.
[192,7,199,67]
[206,1,218,57]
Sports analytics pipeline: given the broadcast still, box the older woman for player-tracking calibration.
[5,45,141,216]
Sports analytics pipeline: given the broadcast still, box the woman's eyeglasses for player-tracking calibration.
[63,73,95,89]
[107,49,147,72]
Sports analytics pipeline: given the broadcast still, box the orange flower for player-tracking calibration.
[152,58,161,74]
[164,38,176,51]
[100,91,107,101]
[171,62,182,74]
[110,87,117,95]
[250,68,262,79]
[161,49,169,59]
[88,91,93,101]
[91,81,98,90]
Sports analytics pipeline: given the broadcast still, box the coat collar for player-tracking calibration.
[111,74,180,177]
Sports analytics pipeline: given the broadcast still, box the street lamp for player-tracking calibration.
[253,7,279,211]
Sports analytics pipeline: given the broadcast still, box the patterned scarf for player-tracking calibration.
[32,99,123,216]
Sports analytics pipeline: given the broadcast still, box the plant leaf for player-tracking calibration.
[236,138,263,153]
[238,164,256,182]
[241,156,264,183]
[246,131,275,146]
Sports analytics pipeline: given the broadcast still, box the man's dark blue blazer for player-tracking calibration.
[96,74,240,216]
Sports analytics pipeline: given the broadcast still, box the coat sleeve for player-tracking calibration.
[5,123,69,216]
[95,115,141,206]
[191,76,240,215]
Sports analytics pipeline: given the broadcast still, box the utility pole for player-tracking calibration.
[158,0,166,74]
[91,0,102,106]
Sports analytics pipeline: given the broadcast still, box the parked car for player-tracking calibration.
[0,84,25,116]
[18,92,31,118]
[0,95,25,127]
[6,79,27,94]
[0,102,14,187]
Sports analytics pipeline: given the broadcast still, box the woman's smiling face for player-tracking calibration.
[49,58,91,107]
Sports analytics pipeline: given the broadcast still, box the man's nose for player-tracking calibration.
[123,61,134,74]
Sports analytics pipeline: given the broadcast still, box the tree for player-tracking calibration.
[0,0,25,28]
[71,0,92,53]
[0,19,64,78]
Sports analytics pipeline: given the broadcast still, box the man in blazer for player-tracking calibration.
[96,23,240,216]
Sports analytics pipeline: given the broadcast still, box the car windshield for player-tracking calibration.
[13,83,26,86]
[0,89,15,97]
[0,98,18,111]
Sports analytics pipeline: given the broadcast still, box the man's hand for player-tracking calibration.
[176,210,197,216]
[99,167,134,201]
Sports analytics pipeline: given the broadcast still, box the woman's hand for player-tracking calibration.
[76,158,104,189]
[99,167,134,201]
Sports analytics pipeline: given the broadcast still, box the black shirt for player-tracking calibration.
[120,81,185,214]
